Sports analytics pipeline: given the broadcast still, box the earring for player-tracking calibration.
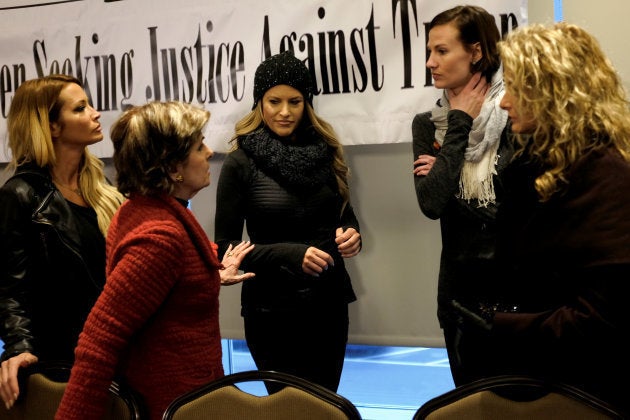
[472,60,478,65]
[175,174,184,183]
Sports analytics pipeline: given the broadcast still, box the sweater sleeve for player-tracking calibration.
[55,220,184,420]
[214,150,308,273]
[214,150,249,256]
[412,110,472,219]
[493,264,628,350]
[339,202,360,232]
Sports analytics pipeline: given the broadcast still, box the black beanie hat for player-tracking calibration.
[252,50,314,109]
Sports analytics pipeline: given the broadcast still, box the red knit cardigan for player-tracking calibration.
[56,194,224,420]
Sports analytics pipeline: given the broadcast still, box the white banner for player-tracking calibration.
[0,0,526,162]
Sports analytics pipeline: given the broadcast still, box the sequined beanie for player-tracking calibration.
[252,50,314,109]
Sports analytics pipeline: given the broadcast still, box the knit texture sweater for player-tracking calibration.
[412,110,513,326]
[55,194,223,420]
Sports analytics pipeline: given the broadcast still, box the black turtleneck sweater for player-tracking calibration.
[214,127,359,314]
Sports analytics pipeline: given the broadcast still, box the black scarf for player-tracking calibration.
[239,127,334,193]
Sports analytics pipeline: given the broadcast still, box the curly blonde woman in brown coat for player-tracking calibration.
[455,23,630,417]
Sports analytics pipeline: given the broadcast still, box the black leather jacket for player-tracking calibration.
[0,164,105,363]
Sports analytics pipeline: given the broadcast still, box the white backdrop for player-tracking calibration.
[1,0,526,162]
[1,0,528,347]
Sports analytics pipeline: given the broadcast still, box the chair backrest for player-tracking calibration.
[161,370,362,420]
[0,361,145,420]
[413,375,624,420]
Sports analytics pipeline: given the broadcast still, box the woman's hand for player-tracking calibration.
[302,247,334,277]
[448,72,488,119]
[0,352,38,409]
[220,241,256,286]
[336,227,361,258]
[413,154,437,176]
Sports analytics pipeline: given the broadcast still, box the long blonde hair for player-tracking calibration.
[6,74,123,235]
[499,23,630,201]
[229,102,351,210]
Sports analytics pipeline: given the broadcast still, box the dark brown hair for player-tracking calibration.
[430,5,501,81]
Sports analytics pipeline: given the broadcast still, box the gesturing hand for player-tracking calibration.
[220,241,256,286]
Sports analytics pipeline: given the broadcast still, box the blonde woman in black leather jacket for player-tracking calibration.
[0,75,122,411]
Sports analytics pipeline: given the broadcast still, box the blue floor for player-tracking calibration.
[226,340,455,420]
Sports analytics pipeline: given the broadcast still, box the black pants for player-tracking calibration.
[244,303,349,393]
[443,322,499,387]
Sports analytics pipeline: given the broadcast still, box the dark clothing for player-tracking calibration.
[214,127,359,392]
[57,193,224,419]
[0,163,104,363]
[412,110,514,385]
[244,303,348,393]
[487,147,630,415]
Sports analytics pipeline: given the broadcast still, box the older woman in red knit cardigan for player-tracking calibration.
[56,101,255,420]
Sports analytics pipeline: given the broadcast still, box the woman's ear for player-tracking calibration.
[168,164,184,183]
[471,42,482,65]
[50,121,61,139]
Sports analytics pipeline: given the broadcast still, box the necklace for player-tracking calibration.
[53,178,83,197]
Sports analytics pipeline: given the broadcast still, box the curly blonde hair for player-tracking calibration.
[499,22,630,201]
[229,102,351,212]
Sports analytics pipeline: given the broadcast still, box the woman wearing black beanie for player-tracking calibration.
[214,50,362,393]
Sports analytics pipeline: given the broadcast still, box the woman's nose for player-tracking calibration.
[204,144,214,159]
[279,102,291,115]
[90,105,101,120]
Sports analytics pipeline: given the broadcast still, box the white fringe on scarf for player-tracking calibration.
[430,66,508,207]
